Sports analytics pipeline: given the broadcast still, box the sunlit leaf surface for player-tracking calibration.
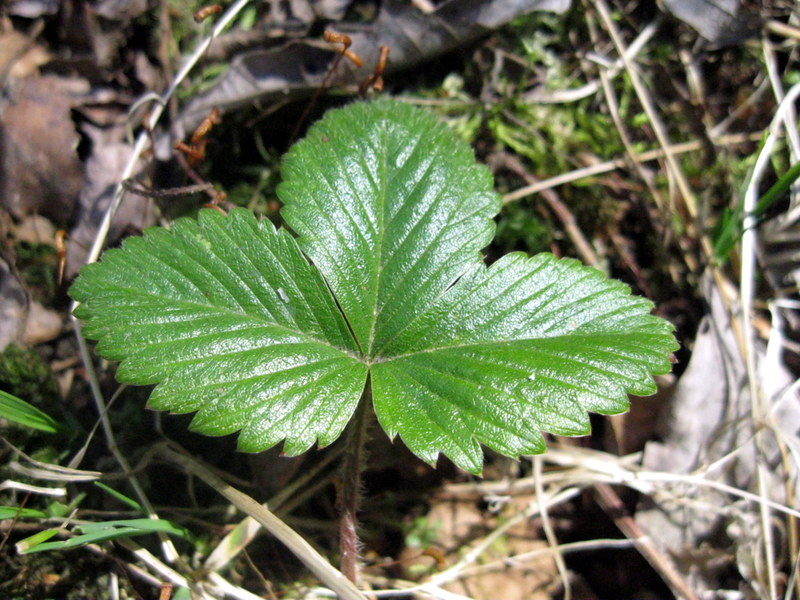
[71,100,676,473]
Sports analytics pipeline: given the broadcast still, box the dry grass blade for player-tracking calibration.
[502,133,761,203]
[533,456,571,600]
[78,0,252,269]
[0,481,66,497]
[591,0,698,224]
[65,0,254,583]
[545,447,800,520]
[9,1,794,597]
[71,330,182,564]
[498,153,600,268]
[1,439,102,482]
[739,81,800,600]
[584,8,667,216]
[203,446,343,572]
[158,443,367,600]
[592,483,698,600]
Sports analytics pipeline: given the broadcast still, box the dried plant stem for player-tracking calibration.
[72,330,186,569]
[203,445,344,572]
[592,483,698,600]
[502,132,760,204]
[67,3,253,591]
[338,382,373,586]
[159,442,367,600]
[585,8,667,216]
[80,0,251,269]
[740,82,800,600]
[533,456,571,600]
[498,153,600,270]
[592,0,698,222]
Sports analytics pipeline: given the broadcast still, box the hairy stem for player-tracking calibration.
[338,380,372,586]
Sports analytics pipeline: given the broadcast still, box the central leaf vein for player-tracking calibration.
[364,123,391,356]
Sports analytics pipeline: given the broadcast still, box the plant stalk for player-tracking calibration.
[337,380,372,586]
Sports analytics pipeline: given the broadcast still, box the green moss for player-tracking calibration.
[493,201,552,255]
[0,345,59,407]
[15,242,58,305]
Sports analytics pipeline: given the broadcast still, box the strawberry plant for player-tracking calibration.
[70,99,676,583]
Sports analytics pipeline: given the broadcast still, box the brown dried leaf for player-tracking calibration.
[637,277,798,593]
[0,75,87,223]
[0,26,50,79]
[65,142,155,278]
[0,258,27,352]
[23,300,62,345]
[174,0,570,136]
[660,0,758,46]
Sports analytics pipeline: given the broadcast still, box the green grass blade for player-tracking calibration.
[0,390,64,434]
[93,481,144,513]
[0,506,49,520]
[18,518,192,554]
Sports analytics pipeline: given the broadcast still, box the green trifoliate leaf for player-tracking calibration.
[71,99,676,474]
